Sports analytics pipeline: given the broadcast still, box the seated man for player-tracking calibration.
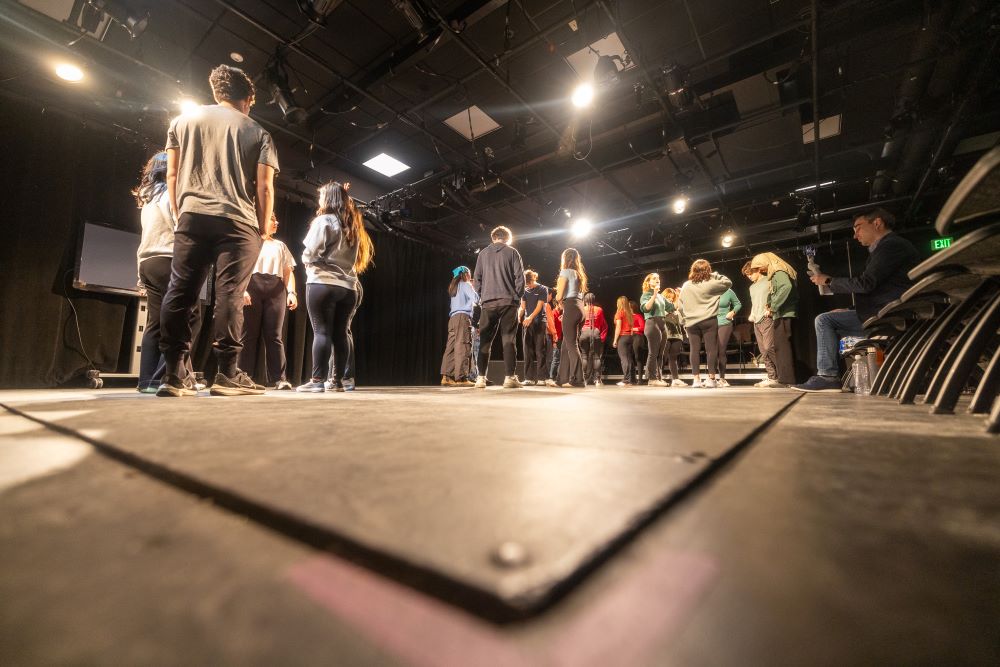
[794,207,920,392]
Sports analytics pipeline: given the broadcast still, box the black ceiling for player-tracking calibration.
[2,0,999,275]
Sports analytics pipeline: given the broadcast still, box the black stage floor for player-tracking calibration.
[0,386,997,665]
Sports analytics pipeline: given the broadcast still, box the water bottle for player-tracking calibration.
[855,353,871,396]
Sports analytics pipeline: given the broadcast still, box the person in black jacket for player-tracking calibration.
[794,208,920,392]
[473,225,526,389]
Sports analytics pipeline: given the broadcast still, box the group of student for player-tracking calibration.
[439,225,801,389]
[133,63,371,398]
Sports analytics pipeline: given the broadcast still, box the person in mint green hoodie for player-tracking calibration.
[715,287,742,387]
[750,252,798,385]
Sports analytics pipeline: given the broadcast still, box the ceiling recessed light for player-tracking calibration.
[363,152,409,177]
[55,63,84,82]
[230,52,244,63]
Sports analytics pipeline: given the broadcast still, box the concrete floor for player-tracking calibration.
[0,386,997,665]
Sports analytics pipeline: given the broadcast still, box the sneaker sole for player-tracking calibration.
[790,386,844,393]
[156,386,197,397]
[210,386,266,396]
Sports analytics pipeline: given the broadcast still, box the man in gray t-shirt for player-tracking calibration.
[157,64,279,397]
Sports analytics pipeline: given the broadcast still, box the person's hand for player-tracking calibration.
[287,292,297,310]
[613,340,618,349]
[809,273,830,286]
[726,311,735,321]
[243,292,252,306]
[764,307,772,317]
[523,315,533,327]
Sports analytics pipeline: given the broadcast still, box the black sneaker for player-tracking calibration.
[156,374,197,397]
[210,370,266,396]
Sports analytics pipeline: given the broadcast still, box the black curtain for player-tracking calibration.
[0,96,457,388]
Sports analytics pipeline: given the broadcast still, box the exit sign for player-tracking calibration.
[932,237,953,251]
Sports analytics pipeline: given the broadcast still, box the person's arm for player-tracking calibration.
[284,266,297,310]
[513,250,526,299]
[255,163,275,232]
[613,317,622,348]
[518,298,526,323]
[598,308,608,342]
[166,148,180,220]
[301,220,331,265]
[524,298,543,325]
[473,254,483,294]
[640,292,654,312]
[709,272,733,295]
[827,238,913,294]
[768,272,793,313]
[545,303,557,336]
[556,275,567,302]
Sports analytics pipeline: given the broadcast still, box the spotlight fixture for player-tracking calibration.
[721,231,735,248]
[671,195,688,215]
[662,63,693,110]
[593,55,624,85]
[54,63,84,82]
[571,217,592,238]
[178,98,199,115]
[87,0,149,40]
[229,52,244,63]
[264,57,308,125]
[393,0,434,41]
[571,82,594,109]
[296,0,343,25]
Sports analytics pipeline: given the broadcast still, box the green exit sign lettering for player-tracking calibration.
[932,237,953,251]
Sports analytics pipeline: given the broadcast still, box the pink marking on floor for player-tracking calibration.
[285,550,717,667]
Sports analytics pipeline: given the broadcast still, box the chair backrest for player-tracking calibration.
[935,145,1000,236]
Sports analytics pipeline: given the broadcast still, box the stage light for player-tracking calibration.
[671,195,688,215]
[662,63,693,110]
[795,199,816,231]
[721,231,735,248]
[571,217,592,238]
[178,98,199,114]
[298,0,342,25]
[593,55,623,85]
[229,52,244,63]
[55,63,84,82]
[265,58,308,125]
[88,0,149,40]
[571,82,594,109]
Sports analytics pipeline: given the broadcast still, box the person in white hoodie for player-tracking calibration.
[297,182,374,393]
[679,259,733,388]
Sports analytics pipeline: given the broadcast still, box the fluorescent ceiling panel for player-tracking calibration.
[443,105,501,141]
[363,153,409,177]
[802,114,842,144]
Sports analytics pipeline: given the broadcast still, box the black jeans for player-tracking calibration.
[306,283,359,381]
[633,334,647,380]
[160,213,261,379]
[773,317,796,384]
[558,298,584,385]
[645,316,666,381]
[616,334,635,383]
[522,318,548,382]
[240,273,287,384]
[665,339,683,380]
[478,302,518,377]
[139,256,172,389]
[716,323,733,379]
[579,328,604,382]
[686,318,719,376]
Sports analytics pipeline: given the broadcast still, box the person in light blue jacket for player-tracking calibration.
[441,266,479,386]
[715,287,742,387]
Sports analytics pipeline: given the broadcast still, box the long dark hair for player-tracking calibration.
[560,247,589,293]
[132,152,167,207]
[448,268,470,297]
[316,181,374,274]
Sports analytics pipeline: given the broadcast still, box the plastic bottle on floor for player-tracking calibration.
[854,353,871,396]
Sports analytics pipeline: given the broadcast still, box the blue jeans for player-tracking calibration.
[814,310,865,377]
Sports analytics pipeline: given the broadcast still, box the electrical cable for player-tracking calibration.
[62,270,95,369]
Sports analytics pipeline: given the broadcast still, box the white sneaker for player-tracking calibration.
[649,379,667,387]
[753,379,767,387]
[544,379,558,387]
[595,379,603,387]
[616,381,627,387]
[474,376,487,389]
[522,379,535,386]
[760,378,788,388]
[702,378,717,388]
[503,375,523,388]
[716,378,730,387]
[671,379,689,387]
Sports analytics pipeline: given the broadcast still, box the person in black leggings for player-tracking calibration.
[240,213,297,389]
[640,273,673,387]
[612,296,637,386]
[679,259,733,388]
[662,287,688,386]
[579,292,607,386]
[556,247,588,387]
[297,181,374,393]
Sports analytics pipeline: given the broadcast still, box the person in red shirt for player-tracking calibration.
[545,299,563,386]
[612,296,637,385]
[630,300,647,384]
[579,292,608,386]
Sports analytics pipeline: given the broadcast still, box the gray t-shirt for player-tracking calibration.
[559,268,581,299]
[166,105,279,229]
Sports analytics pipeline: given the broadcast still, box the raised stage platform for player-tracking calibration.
[1,386,997,665]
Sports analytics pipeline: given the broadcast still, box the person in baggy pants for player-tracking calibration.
[441,266,479,386]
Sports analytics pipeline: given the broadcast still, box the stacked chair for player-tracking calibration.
[857,146,1000,433]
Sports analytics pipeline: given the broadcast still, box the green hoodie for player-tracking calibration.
[768,270,798,319]
[716,288,742,327]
